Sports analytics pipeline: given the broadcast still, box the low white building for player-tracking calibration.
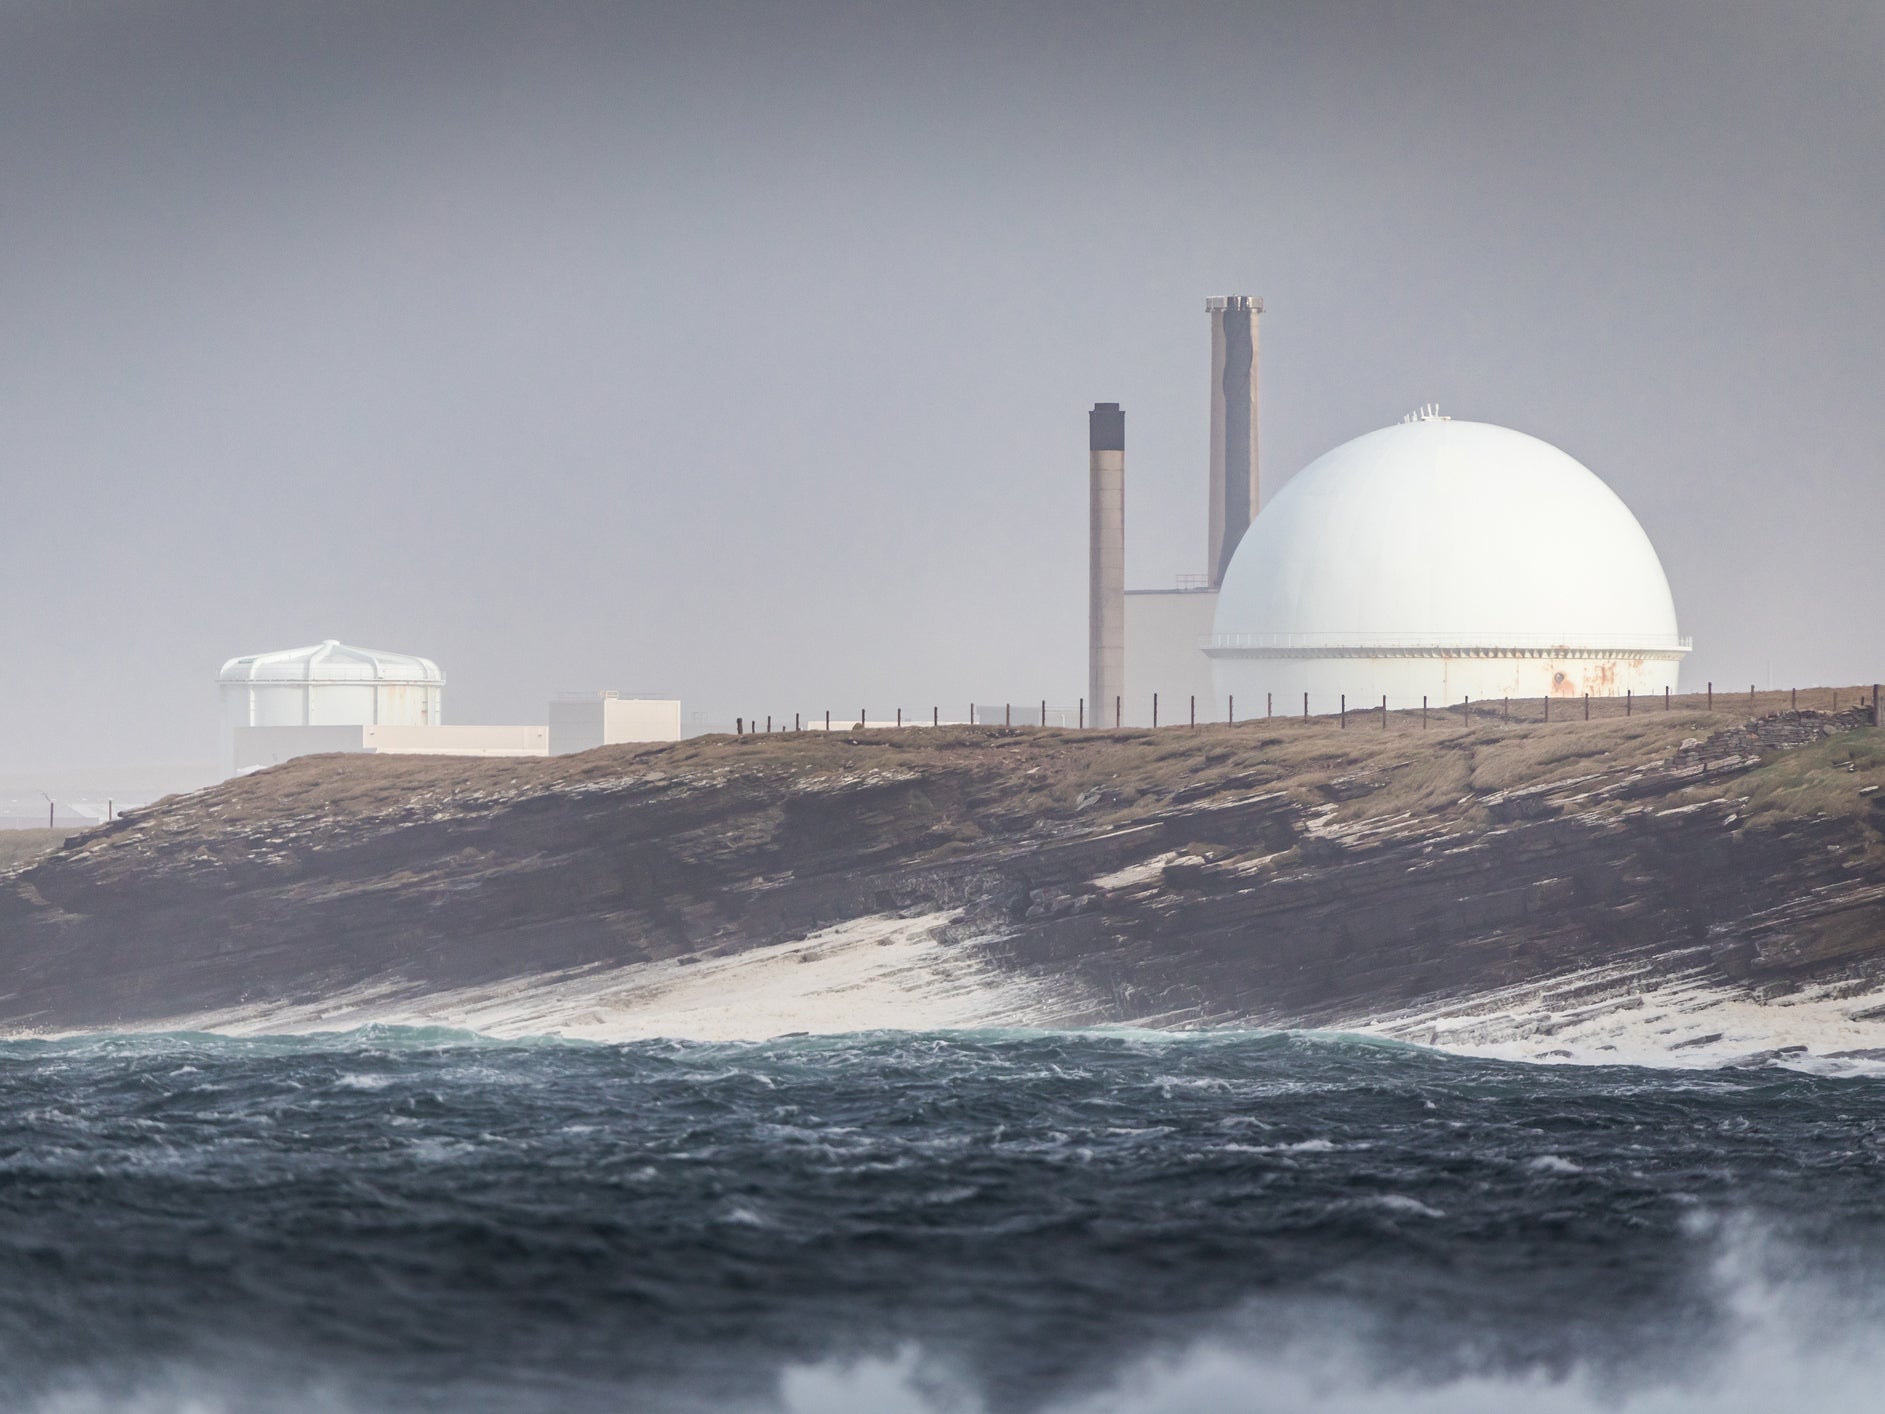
[548,693,683,754]
[1123,582,1219,725]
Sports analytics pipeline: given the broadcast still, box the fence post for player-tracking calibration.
[1382,694,1388,728]
[1544,695,1549,723]
[1708,682,1713,711]
[1626,689,1632,717]
[1079,698,1084,729]
[1267,692,1272,719]
[767,715,772,733]
[1422,695,1428,729]
[796,712,801,731]
[1303,691,1308,720]
[1041,699,1046,727]
[736,718,743,735]
[1584,693,1590,721]
[1504,696,1510,724]
[1190,695,1196,728]
[1005,703,1011,727]
[1153,693,1159,728]
[1464,696,1471,727]
[1340,693,1346,729]
[933,707,939,728]
[1229,695,1235,726]
[1791,688,1796,715]
[1115,695,1121,729]
[1874,684,1881,727]
[897,708,902,727]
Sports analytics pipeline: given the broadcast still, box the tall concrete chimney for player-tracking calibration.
[1206,295,1262,588]
[1088,402,1125,720]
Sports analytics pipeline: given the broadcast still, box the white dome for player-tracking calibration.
[1208,415,1688,708]
[218,640,444,686]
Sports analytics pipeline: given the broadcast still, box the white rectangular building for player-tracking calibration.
[1123,585,1220,725]
[548,694,683,755]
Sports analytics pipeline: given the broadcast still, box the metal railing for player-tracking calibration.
[711,683,1880,737]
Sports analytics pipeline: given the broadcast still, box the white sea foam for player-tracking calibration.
[1354,961,1885,1073]
[139,912,1099,1045]
[13,1223,1885,1414]
[21,906,1885,1075]
[768,1226,1885,1414]
[1528,1154,1584,1174]
[771,1333,1885,1414]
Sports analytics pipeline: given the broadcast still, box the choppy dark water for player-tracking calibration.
[2,1028,1883,1412]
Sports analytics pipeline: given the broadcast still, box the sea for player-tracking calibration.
[2,1027,1882,1413]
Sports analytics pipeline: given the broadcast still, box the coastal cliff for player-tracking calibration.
[3,701,1883,1062]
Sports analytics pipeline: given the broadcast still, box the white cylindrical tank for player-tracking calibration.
[218,640,444,775]
[1207,414,1689,711]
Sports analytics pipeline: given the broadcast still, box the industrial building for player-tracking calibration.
[548,693,683,755]
[1090,301,1688,718]
[218,641,680,775]
[1088,297,1257,725]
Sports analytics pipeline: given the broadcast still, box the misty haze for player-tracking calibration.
[0,3,1882,1412]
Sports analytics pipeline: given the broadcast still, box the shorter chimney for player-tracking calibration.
[1089,403,1125,719]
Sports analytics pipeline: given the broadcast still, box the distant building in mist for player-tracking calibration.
[217,641,680,777]
[548,693,683,755]
[1091,302,1689,720]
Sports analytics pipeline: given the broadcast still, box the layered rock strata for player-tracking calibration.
[1,706,1881,1042]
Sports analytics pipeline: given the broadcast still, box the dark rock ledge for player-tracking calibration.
[0,707,1881,1035]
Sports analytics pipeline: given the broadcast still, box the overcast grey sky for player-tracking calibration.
[1,0,1880,777]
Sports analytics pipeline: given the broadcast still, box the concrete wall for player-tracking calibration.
[1122,589,1220,726]
[547,698,683,755]
[222,681,440,729]
[231,724,547,773]
[361,725,546,756]
[220,680,442,776]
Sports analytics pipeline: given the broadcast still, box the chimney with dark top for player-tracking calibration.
[1089,403,1125,720]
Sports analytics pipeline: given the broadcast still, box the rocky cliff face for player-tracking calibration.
[2,707,1883,1055]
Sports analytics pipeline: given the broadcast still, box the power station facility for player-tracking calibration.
[1090,299,1689,720]
[217,640,680,776]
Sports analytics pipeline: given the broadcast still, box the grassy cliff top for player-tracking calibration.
[46,687,1879,872]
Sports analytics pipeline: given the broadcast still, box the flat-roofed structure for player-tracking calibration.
[548,693,682,755]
